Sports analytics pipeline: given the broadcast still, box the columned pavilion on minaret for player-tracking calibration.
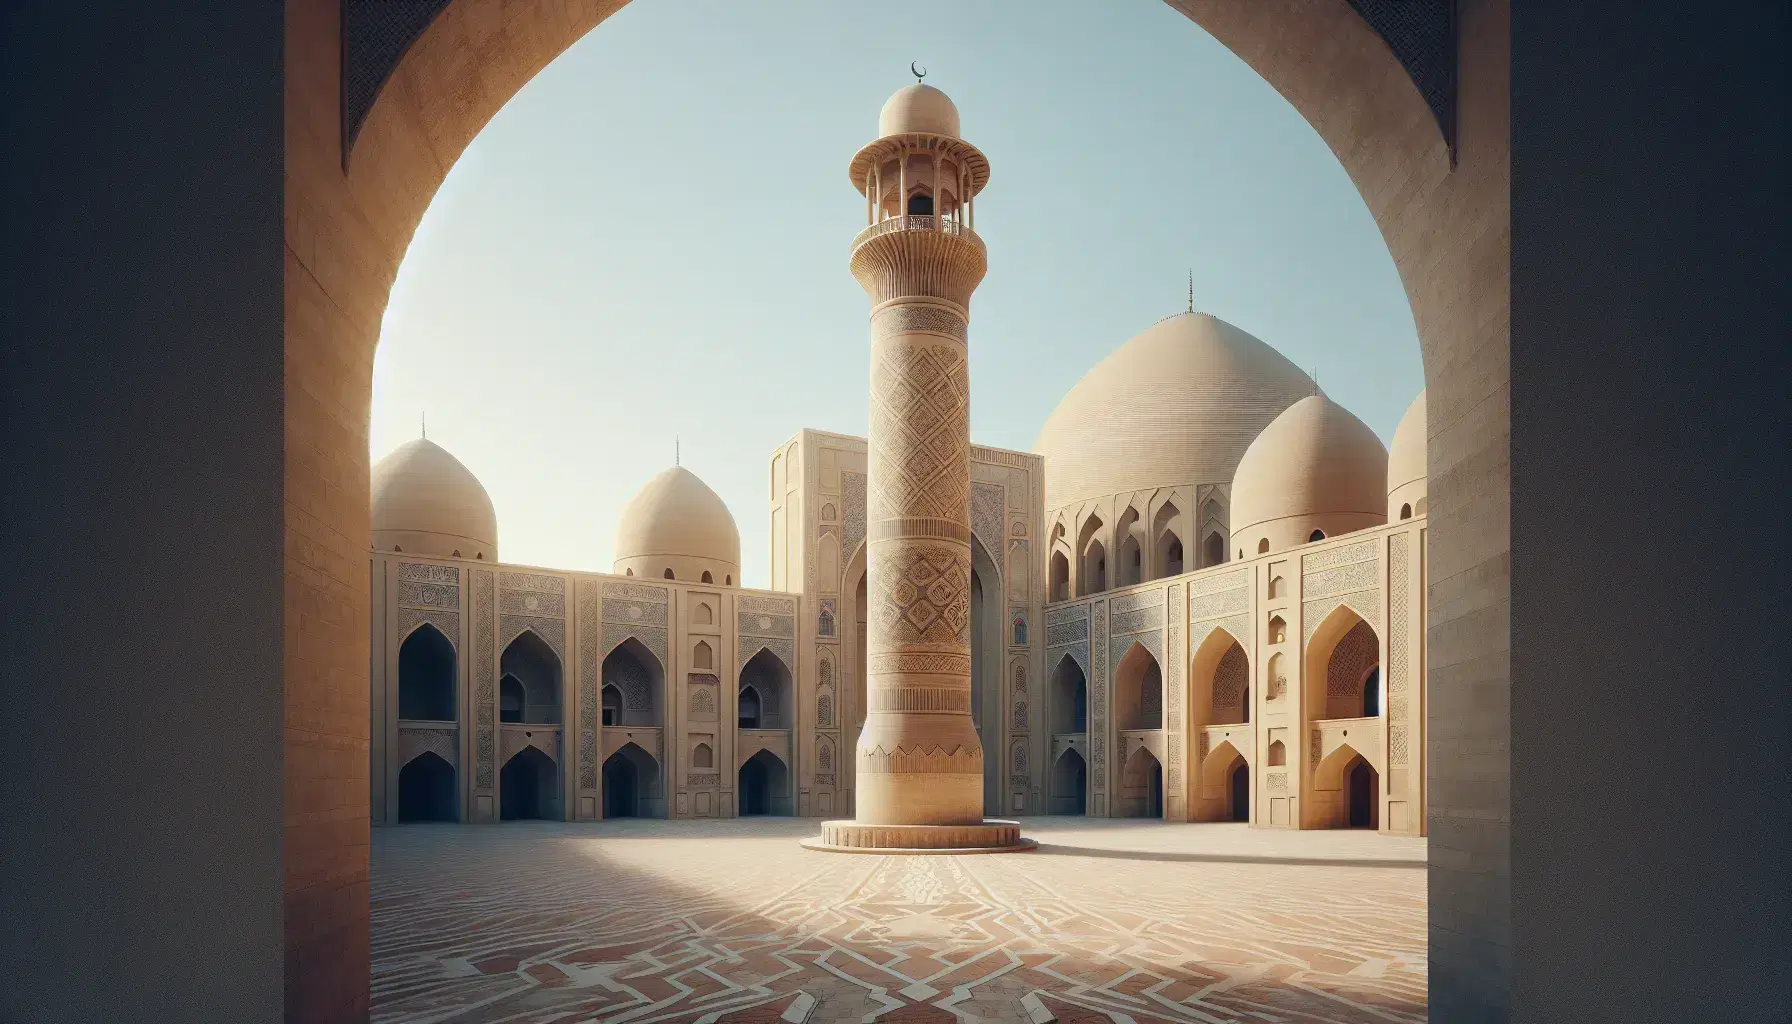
[805,76,1033,853]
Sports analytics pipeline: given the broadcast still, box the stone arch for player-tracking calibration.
[499,744,558,821]
[691,741,714,769]
[701,570,713,583]
[1049,548,1071,602]
[1051,747,1087,815]
[1206,640,1251,726]
[1269,739,1287,766]
[1267,651,1289,701]
[1268,574,1285,600]
[1076,512,1106,596]
[1051,652,1088,735]
[602,741,661,819]
[1188,626,1245,735]
[602,637,663,727]
[1267,614,1288,645]
[1202,531,1225,569]
[276,0,1511,1007]
[695,602,713,625]
[396,750,457,823]
[738,749,791,816]
[1114,641,1163,731]
[1305,606,1381,722]
[397,623,456,722]
[499,674,525,723]
[739,647,792,729]
[1119,744,1165,818]
[1152,500,1183,578]
[1314,742,1381,830]
[1115,504,1144,587]
[500,629,561,725]
[600,684,622,726]
[1197,738,1249,822]
[692,639,713,670]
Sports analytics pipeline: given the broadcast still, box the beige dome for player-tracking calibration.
[613,467,741,584]
[878,83,961,138]
[1387,389,1428,520]
[1033,313,1318,510]
[1229,394,1389,555]
[371,438,498,560]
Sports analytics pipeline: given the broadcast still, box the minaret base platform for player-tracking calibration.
[800,819,1037,855]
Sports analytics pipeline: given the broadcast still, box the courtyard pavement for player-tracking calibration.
[371,816,1427,1024]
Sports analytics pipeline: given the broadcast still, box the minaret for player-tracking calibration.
[805,76,1032,853]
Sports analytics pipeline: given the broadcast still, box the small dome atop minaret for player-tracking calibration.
[878,83,961,138]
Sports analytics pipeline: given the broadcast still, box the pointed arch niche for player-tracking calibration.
[1152,500,1184,578]
[602,638,663,727]
[740,647,793,730]
[499,630,561,725]
[397,623,456,722]
[1114,641,1163,732]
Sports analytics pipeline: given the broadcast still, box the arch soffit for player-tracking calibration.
[1050,649,1088,686]
[1305,603,1380,663]
[737,740,789,769]
[606,739,660,771]
[603,634,666,679]
[500,734,558,768]
[1199,737,1249,786]
[1123,742,1162,771]
[741,644,793,680]
[1314,740,1381,790]
[397,733,457,771]
[1115,637,1162,684]
[399,619,456,651]
[397,746,454,774]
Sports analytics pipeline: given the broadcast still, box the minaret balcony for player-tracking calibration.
[851,215,984,254]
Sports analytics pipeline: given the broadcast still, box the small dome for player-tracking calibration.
[1230,395,1389,555]
[1387,389,1427,520]
[878,83,961,138]
[371,438,498,560]
[1033,313,1318,510]
[613,467,741,584]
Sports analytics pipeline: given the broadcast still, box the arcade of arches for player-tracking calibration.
[290,0,1511,1020]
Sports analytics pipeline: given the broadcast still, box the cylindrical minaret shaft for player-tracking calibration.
[806,80,1032,853]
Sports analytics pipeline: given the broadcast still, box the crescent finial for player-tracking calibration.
[911,62,927,83]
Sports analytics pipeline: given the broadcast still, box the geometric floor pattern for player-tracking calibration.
[372,817,1427,1024]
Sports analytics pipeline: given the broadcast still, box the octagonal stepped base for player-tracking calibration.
[800,819,1037,855]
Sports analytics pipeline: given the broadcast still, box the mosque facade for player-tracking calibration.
[368,83,1429,836]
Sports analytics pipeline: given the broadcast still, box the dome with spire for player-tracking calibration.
[1228,395,1389,557]
[371,437,499,561]
[1033,312,1319,511]
[1387,389,1427,521]
[878,82,961,138]
[613,466,741,585]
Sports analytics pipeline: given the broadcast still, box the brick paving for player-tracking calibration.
[371,817,1426,1024]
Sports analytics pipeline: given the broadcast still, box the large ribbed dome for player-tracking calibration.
[613,467,741,584]
[1229,395,1389,554]
[371,438,498,560]
[1387,389,1427,519]
[878,83,961,138]
[1033,313,1318,509]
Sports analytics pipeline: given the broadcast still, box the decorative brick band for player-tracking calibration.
[869,517,972,544]
[868,687,973,713]
[857,744,984,774]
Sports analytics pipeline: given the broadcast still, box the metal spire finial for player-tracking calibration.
[676,436,680,467]
[421,412,426,440]
[911,62,927,84]
[1187,269,1194,314]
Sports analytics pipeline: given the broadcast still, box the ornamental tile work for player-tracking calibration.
[370,818,1426,1024]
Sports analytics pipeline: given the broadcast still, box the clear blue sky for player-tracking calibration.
[371,0,1422,587]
